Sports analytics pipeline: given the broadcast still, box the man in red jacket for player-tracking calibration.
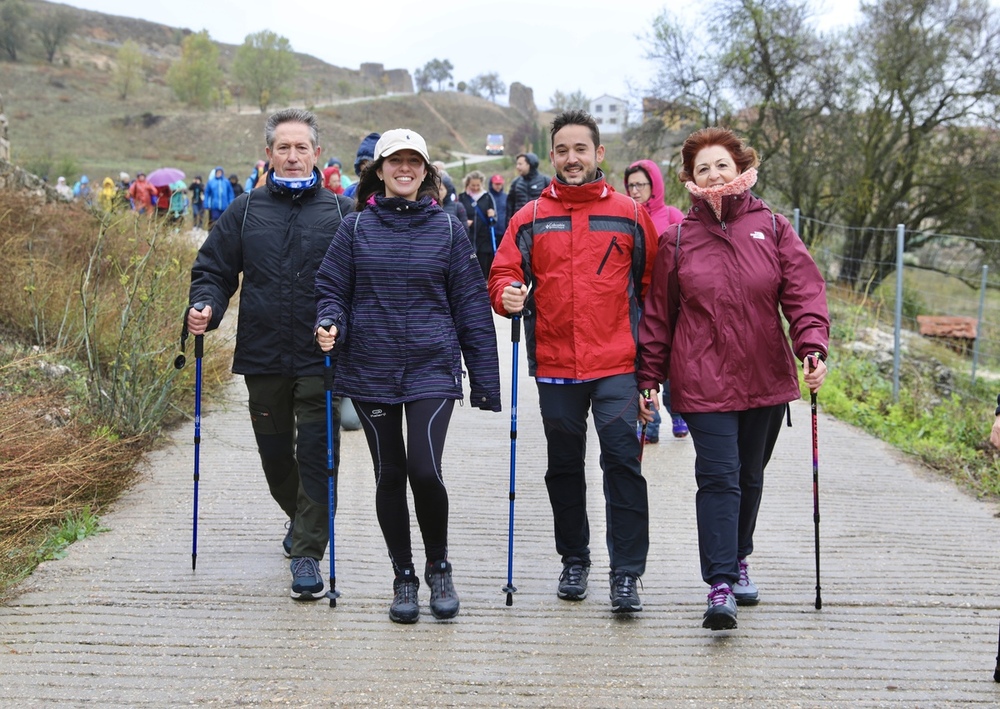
[489,110,658,614]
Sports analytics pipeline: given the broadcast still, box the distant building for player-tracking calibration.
[589,94,626,134]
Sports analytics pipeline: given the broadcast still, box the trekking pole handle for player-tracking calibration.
[509,281,523,341]
[192,303,206,359]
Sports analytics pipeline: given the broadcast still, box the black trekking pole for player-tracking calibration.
[319,319,341,608]
[639,389,652,462]
[174,302,206,571]
[503,281,522,607]
[809,355,822,610]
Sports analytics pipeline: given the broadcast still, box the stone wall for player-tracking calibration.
[359,63,414,94]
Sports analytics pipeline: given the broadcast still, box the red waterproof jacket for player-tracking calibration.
[489,173,658,380]
[637,190,828,413]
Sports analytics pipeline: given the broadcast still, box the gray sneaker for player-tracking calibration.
[557,559,590,601]
[282,518,294,558]
[389,568,420,624]
[609,570,642,613]
[289,556,325,601]
[733,557,759,606]
[424,560,460,619]
[703,582,738,630]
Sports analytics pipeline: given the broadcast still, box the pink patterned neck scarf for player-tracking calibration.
[685,167,758,220]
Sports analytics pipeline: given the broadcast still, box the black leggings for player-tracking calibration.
[354,398,455,575]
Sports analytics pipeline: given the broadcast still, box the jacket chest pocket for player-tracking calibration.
[597,235,624,275]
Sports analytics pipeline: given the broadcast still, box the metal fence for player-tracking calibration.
[787,209,1000,401]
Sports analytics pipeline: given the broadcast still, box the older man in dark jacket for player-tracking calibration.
[186,108,353,602]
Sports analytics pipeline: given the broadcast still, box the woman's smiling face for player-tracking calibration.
[378,149,427,200]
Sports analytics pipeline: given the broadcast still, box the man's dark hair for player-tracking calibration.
[550,110,601,150]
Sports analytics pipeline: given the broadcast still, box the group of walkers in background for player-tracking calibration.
[182,105,830,632]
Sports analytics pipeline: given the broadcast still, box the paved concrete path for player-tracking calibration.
[2,313,1000,707]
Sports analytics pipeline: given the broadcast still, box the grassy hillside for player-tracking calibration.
[2,0,535,183]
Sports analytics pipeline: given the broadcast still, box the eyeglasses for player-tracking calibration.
[627,182,651,191]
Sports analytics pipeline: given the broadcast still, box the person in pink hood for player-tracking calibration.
[625,159,688,441]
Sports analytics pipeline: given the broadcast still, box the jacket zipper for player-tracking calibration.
[597,236,622,275]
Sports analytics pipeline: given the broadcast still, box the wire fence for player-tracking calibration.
[785,210,1000,401]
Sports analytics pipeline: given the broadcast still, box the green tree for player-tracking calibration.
[0,0,31,62]
[167,31,223,109]
[418,58,453,91]
[468,72,506,103]
[232,30,299,113]
[112,40,145,100]
[549,89,590,112]
[32,6,77,63]
[414,67,431,92]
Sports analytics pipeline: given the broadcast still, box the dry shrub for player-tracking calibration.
[0,190,229,433]
[0,190,233,596]
[0,388,144,595]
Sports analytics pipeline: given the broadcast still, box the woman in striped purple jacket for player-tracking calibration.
[315,129,501,625]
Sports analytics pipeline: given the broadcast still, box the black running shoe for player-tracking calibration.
[609,570,642,613]
[425,560,460,619]
[557,559,590,600]
[703,582,738,630]
[389,568,420,624]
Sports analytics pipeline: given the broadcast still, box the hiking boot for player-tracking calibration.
[557,559,590,601]
[609,570,642,613]
[703,582,738,630]
[425,560,460,619]
[389,568,420,624]
[282,518,294,558]
[672,416,689,438]
[733,557,759,606]
[289,556,325,601]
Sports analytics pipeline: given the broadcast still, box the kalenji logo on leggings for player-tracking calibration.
[370,408,386,418]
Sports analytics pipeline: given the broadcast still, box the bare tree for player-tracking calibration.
[644,0,1000,289]
[33,7,77,63]
[0,0,31,62]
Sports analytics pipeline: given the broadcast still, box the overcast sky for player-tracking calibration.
[58,0,867,108]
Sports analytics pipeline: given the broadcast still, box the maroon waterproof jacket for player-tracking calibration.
[637,190,828,413]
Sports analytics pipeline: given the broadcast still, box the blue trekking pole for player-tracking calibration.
[319,319,341,608]
[503,281,522,606]
[174,302,206,571]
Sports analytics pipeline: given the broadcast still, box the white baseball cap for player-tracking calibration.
[374,129,430,163]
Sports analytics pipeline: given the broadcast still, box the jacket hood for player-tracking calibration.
[212,166,225,177]
[519,152,540,171]
[354,132,381,175]
[627,159,680,235]
[102,177,115,189]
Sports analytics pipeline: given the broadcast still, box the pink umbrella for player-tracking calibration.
[146,167,186,188]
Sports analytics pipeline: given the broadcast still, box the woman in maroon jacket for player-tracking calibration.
[637,127,829,631]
